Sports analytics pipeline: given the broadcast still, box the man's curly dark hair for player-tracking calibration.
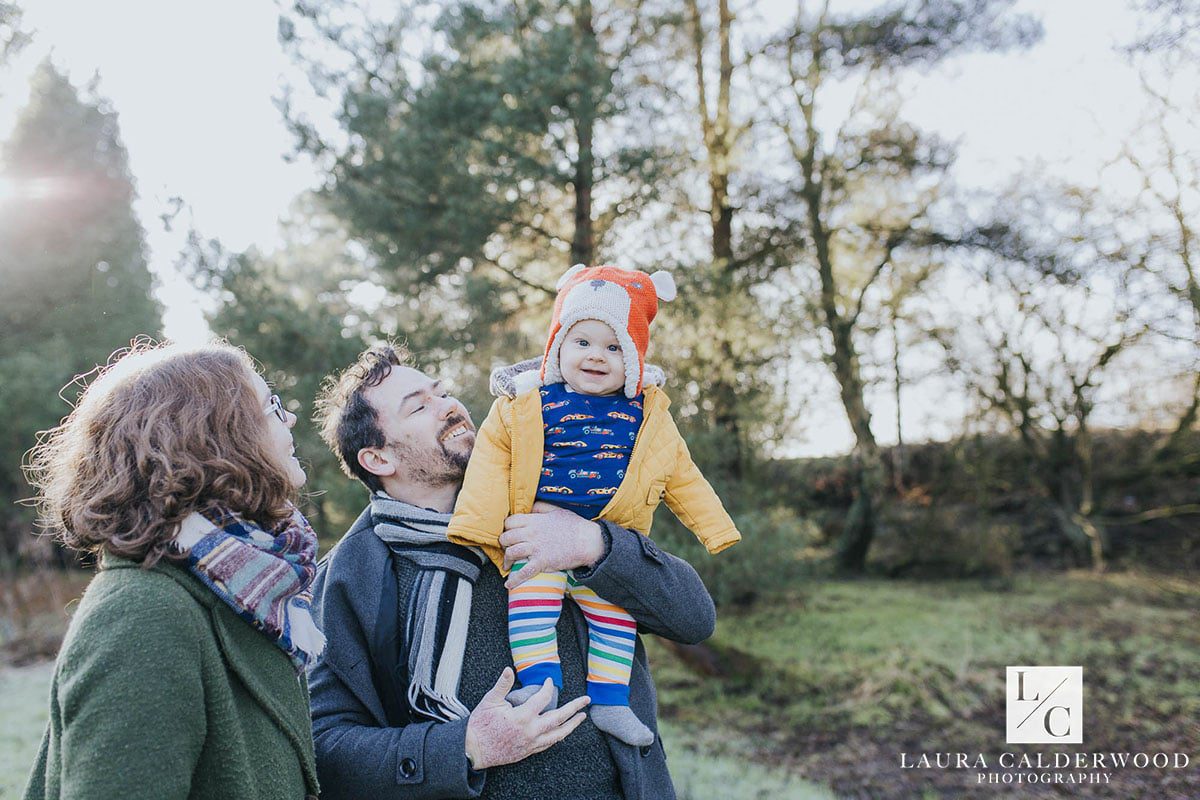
[314,342,413,493]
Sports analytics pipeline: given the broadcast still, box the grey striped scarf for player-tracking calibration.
[370,492,486,722]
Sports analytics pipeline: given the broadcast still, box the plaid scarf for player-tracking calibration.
[171,504,325,670]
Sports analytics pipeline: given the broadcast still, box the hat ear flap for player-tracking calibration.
[649,270,676,302]
[556,263,588,290]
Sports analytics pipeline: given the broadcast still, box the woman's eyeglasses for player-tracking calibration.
[265,394,288,423]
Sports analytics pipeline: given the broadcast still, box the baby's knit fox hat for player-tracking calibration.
[539,264,676,398]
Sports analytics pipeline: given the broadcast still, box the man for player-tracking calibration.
[307,343,716,800]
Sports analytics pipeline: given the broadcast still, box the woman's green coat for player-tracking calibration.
[23,554,319,800]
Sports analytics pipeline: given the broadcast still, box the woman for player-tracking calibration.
[23,341,323,800]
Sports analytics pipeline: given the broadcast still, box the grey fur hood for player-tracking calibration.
[489,357,667,398]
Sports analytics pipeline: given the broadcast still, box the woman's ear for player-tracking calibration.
[556,263,587,290]
[649,270,676,302]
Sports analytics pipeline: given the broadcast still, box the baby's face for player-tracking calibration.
[560,319,626,396]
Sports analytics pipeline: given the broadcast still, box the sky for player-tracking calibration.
[0,0,1190,456]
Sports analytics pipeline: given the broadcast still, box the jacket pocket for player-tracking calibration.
[645,480,666,505]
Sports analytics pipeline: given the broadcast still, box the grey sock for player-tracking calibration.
[506,684,559,712]
[590,705,654,747]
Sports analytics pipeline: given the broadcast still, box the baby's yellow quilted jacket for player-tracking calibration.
[447,384,741,573]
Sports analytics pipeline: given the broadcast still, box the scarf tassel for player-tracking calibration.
[373,492,482,724]
[286,601,327,661]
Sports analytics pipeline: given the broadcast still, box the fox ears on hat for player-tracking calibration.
[555,264,587,289]
[649,271,676,301]
[555,263,677,302]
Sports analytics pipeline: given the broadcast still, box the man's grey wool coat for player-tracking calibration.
[307,506,717,800]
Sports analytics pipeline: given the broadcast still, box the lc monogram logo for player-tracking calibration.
[1006,666,1083,744]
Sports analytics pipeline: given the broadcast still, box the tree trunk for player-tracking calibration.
[797,81,883,572]
[687,0,744,479]
[1050,504,1106,571]
[838,455,883,570]
[311,494,328,543]
[1074,414,1106,572]
[890,297,906,493]
[570,0,596,266]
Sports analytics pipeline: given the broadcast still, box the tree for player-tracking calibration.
[280,0,671,378]
[592,0,808,485]
[0,62,162,561]
[185,200,375,537]
[931,182,1181,571]
[669,0,777,480]
[1126,0,1200,57]
[1121,0,1200,447]
[1119,83,1200,459]
[0,1,28,72]
[1099,15,1200,540]
[764,0,1041,571]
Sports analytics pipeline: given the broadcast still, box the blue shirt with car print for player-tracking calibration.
[535,381,644,518]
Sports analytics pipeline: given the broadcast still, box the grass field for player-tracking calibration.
[0,663,50,799]
[0,661,834,800]
[3,569,1198,798]
[649,570,1200,798]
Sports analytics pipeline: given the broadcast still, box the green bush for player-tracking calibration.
[869,502,1019,578]
[652,500,820,609]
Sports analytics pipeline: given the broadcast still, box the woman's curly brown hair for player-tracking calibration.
[25,340,296,567]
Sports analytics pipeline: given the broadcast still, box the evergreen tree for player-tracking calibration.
[280,0,670,376]
[185,200,375,540]
[0,62,162,560]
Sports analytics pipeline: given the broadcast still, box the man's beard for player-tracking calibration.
[388,416,472,486]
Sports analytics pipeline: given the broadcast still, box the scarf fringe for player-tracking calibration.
[171,512,213,553]
[286,601,327,661]
[371,492,479,723]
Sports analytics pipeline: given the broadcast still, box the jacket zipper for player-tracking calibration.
[597,387,660,518]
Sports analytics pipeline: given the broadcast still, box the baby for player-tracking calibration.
[447,264,741,746]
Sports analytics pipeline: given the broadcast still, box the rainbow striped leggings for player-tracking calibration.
[508,564,637,706]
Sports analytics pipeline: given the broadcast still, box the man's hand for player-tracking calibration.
[464,668,590,770]
[501,502,606,589]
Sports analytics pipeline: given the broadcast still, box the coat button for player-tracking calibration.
[638,536,664,564]
[399,757,417,778]
[639,744,653,757]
